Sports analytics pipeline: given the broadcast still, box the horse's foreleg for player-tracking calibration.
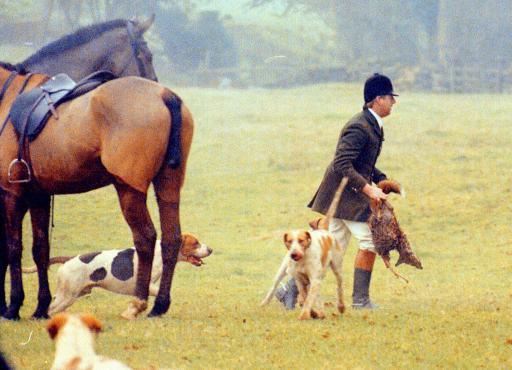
[2,193,28,320]
[114,183,156,319]
[149,168,182,317]
[29,195,52,319]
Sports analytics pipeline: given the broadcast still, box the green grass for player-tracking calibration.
[2,84,512,369]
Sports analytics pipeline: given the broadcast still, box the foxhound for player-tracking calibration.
[261,229,345,320]
[24,234,212,317]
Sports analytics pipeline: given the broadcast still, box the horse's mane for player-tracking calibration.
[21,19,130,66]
[0,61,27,74]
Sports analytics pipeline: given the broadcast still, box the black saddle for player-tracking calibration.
[7,70,116,183]
[10,70,116,141]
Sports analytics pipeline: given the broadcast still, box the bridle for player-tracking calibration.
[117,21,153,80]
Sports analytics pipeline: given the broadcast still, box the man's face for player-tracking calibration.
[375,95,396,117]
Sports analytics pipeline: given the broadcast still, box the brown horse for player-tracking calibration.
[0,16,158,319]
[0,62,193,320]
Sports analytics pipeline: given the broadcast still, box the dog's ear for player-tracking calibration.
[47,313,69,340]
[300,231,312,248]
[283,232,291,249]
[304,231,311,242]
[377,180,401,195]
[80,314,102,334]
[308,218,320,230]
[181,233,197,247]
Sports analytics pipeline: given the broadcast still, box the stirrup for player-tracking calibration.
[8,158,31,183]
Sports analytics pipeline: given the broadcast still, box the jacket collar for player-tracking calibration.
[363,107,384,139]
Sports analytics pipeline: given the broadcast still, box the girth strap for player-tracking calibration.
[0,72,35,137]
[4,73,37,183]
[0,71,18,104]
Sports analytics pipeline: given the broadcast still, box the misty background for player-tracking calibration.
[1,0,511,92]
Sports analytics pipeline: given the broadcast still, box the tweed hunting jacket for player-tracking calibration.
[308,108,387,222]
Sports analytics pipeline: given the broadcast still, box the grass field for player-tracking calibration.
[2,83,512,369]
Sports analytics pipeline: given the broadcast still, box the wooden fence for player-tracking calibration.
[176,63,512,93]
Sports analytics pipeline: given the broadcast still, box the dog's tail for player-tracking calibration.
[324,177,348,224]
[22,256,74,274]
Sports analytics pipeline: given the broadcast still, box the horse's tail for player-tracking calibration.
[22,256,73,274]
[162,90,183,169]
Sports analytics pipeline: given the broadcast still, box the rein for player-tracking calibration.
[117,21,148,78]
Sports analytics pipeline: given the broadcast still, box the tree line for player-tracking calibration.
[1,0,511,89]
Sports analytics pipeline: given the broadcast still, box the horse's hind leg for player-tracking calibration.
[148,166,183,317]
[114,182,156,319]
[0,248,7,317]
[0,195,8,315]
[2,193,29,320]
[28,195,52,319]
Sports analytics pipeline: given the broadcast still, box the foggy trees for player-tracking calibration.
[250,0,510,68]
[156,7,238,72]
[23,0,238,72]
[437,0,512,67]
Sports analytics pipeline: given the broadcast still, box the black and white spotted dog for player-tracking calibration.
[23,234,212,316]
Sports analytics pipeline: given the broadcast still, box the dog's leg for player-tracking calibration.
[296,275,308,307]
[48,294,78,316]
[310,299,325,320]
[330,258,345,314]
[260,254,290,306]
[149,282,160,296]
[298,277,323,320]
[48,272,82,316]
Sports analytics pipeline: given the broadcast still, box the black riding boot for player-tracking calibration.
[352,268,378,309]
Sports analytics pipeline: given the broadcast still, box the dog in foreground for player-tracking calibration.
[261,179,348,320]
[23,233,212,318]
[47,313,131,370]
[260,229,345,320]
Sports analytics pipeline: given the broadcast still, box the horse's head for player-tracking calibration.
[116,15,158,81]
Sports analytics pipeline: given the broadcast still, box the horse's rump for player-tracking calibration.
[2,77,178,194]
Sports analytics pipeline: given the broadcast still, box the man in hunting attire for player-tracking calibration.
[276,73,398,309]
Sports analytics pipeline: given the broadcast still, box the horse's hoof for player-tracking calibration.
[31,311,50,320]
[148,297,170,317]
[0,305,7,316]
[2,308,21,321]
[147,309,165,318]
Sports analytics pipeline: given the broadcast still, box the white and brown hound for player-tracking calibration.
[261,229,345,320]
[24,234,212,318]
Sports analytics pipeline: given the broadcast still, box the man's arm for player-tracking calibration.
[332,124,387,201]
[332,124,369,192]
[372,167,387,184]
